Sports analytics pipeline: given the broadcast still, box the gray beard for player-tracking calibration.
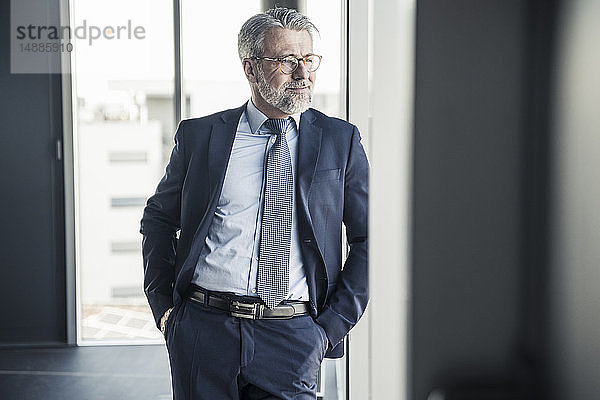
[256,67,313,115]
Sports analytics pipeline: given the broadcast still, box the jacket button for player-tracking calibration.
[303,239,312,244]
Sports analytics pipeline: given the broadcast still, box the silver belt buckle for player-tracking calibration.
[230,301,258,319]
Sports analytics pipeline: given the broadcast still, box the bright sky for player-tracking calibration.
[72,0,341,104]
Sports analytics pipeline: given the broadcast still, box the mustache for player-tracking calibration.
[284,81,312,89]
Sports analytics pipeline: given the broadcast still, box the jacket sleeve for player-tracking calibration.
[140,120,186,328]
[316,125,369,348]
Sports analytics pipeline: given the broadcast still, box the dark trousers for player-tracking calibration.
[165,297,328,400]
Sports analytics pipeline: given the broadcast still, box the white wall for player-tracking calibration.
[77,120,162,302]
[368,1,414,399]
[549,1,600,398]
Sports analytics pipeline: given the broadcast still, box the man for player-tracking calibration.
[140,7,368,400]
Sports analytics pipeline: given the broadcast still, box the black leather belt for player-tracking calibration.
[186,286,309,320]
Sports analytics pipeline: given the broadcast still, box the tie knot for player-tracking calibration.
[264,118,292,135]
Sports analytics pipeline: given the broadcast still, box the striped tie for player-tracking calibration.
[257,118,293,308]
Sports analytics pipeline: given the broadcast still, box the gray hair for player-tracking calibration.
[238,7,319,60]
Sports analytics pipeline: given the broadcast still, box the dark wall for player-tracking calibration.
[412,0,553,398]
[0,0,66,345]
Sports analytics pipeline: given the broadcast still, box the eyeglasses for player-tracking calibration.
[250,54,322,74]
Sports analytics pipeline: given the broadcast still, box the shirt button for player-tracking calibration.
[255,256,259,261]
[271,137,276,143]
[251,289,256,293]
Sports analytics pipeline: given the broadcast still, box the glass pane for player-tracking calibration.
[71,0,175,342]
[305,2,346,399]
[181,0,261,118]
[306,0,344,119]
[180,1,344,120]
[180,2,346,399]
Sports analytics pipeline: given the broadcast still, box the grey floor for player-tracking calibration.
[0,345,172,400]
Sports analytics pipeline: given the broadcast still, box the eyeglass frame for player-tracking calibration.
[248,54,323,75]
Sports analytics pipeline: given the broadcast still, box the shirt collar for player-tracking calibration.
[245,98,301,134]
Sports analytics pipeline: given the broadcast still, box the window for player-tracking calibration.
[110,197,147,208]
[71,0,174,343]
[69,1,349,396]
[108,152,148,163]
[110,241,141,254]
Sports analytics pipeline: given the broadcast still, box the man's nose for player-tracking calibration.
[292,60,310,79]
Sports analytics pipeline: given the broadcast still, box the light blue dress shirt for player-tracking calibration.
[191,100,309,301]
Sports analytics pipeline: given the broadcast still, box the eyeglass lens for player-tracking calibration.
[280,55,320,74]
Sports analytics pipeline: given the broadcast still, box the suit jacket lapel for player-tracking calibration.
[207,104,246,201]
[296,109,322,232]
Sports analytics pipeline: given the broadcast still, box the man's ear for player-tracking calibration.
[243,59,258,84]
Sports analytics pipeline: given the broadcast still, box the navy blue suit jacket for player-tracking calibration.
[140,104,368,358]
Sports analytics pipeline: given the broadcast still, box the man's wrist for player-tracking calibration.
[160,307,174,336]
